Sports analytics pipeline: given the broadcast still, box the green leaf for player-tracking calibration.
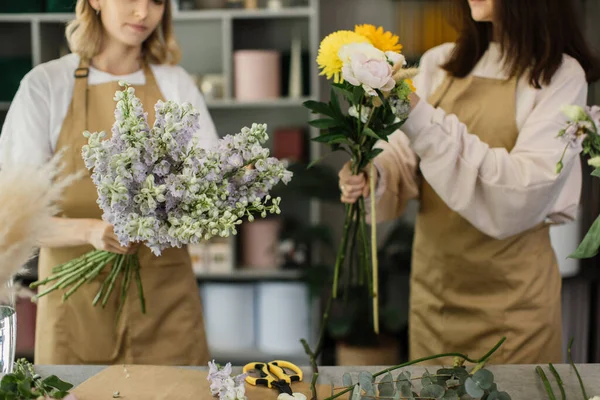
[592,167,600,178]
[365,148,384,162]
[330,87,346,121]
[362,128,381,141]
[332,83,354,103]
[442,389,459,400]
[308,118,339,129]
[569,213,600,259]
[378,373,395,397]
[352,86,364,105]
[358,371,373,392]
[380,121,405,137]
[42,375,74,392]
[472,369,494,390]
[420,384,445,399]
[312,133,349,144]
[303,100,335,118]
[465,377,485,398]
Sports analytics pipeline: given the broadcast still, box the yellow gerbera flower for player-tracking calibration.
[317,30,370,83]
[354,24,402,53]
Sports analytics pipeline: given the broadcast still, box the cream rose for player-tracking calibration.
[340,44,395,96]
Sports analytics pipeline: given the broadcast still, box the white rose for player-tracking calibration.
[589,156,600,168]
[338,43,386,64]
[348,105,370,123]
[342,52,395,96]
[385,51,406,67]
[562,104,588,121]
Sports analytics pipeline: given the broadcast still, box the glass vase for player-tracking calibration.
[0,279,17,374]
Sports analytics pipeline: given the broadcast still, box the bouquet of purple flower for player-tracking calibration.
[31,83,292,321]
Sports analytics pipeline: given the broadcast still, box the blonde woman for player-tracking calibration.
[0,0,218,365]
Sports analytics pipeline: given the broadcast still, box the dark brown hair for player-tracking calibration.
[441,0,600,88]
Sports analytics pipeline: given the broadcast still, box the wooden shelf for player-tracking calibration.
[207,97,312,109]
[0,7,312,23]
[195,269,304,282]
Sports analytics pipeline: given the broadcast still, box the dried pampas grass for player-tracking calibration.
[0,151,78,303]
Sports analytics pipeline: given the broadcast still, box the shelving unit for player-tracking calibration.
[0,0,321,365]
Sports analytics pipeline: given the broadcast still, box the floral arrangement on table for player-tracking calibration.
[0,358,75,399]
[30,83,293,321]
[556,104,600,259]
[299,23,418,396]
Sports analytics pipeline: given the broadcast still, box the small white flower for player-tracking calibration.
[348,105,370,123]
[589,156,600,168]
[385,51,406,66]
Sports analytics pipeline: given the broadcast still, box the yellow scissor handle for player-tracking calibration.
[268,360,303,383]
[242,362,276,388]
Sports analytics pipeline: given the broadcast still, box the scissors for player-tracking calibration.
[242,360,303,396]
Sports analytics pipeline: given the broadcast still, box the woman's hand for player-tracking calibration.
[338,161,377,204]
[85,220,138,255]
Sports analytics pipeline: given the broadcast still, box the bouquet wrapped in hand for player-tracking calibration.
[304,24,418,333]
[31,83,292,321]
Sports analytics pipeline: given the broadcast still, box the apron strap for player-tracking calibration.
[72,57,90,131]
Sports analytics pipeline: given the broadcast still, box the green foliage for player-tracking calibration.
[0,359,73,399]
[334,365,511,400]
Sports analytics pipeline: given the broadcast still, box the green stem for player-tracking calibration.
[31,261,89,288]
[369,163,379,335]
[301,290,334,400]
[548,363,566,400]
[93,258,121,307]
[344,205,359,303]
[536,366,557,400]
[51,250,107,273]
[115,256,133,324]
[101,255,125,307]
[134,256,146,314]
[332,204,355,298]
[325,337,506,400]
[357,198,372,295]
[62,277,87,302]
[568,337,588,400]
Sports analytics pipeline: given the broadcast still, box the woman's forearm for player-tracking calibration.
[36,217,95,248]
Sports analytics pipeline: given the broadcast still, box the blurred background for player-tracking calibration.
[1,0,599,367]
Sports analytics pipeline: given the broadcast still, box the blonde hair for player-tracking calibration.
[65,0,181,65]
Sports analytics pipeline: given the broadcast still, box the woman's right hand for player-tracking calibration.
[85,220,138,255]
[338,161,377,204]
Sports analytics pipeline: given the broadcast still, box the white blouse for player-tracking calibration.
[0,53,219,166]
[370,42,587,240]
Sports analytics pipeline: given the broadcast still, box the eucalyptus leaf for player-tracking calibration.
[487,391,511,400]
[442,389,460,400]
[361,386,376,400]
[421,384,445,399]
[352,389,362,400]
[343,372,353,388]
[569,212,600,258]
[465,377,485,398]
[303,100,335,118]
[378,373,395,397]
[398,381,413,398]
[422,370,433,386]
[472,369,494,390]
[359,371,374,392]
[436,368,455,386]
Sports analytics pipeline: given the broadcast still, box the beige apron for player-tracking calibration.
[35,59,210,365]
[408,74,563,365]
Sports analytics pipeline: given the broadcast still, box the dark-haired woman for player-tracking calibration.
[338,0,600,364]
